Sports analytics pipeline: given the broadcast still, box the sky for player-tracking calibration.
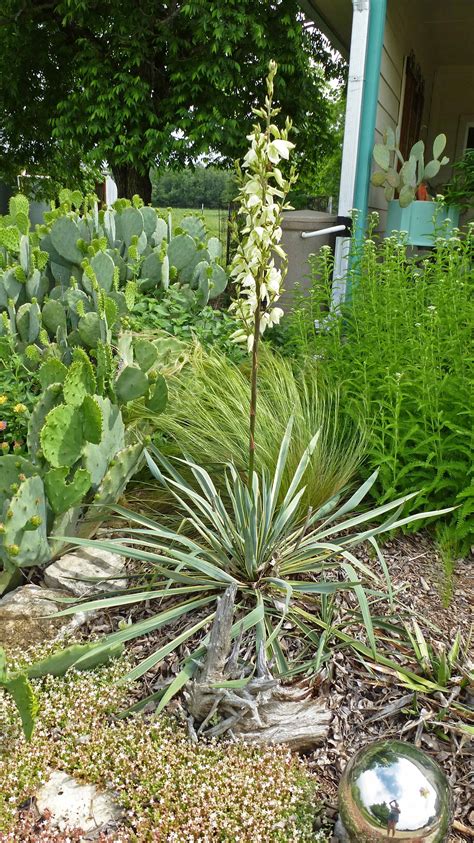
[357,757,437,831]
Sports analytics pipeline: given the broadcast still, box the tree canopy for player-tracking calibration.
[0,0,346,201]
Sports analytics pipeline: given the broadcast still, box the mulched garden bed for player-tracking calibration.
[60,529,473,841]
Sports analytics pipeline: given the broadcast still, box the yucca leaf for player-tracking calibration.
[281,429,320,508]
[368,537,394,607]
[123,612,216,682]
[287,581,360,594]
[318,470,379,526]
[340,560,377,655]
[53,584,212,611]
[155,655,202,714]
[269,416,294,515]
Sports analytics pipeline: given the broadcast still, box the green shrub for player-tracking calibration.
[151,346,365,516]
[278,225,474,551]
[0,340,38,453]
[129,286,245,363]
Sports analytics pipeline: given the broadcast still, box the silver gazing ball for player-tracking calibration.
[338,740,451,842]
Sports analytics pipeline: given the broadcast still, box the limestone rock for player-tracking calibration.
[44,547,127,597]
[36,770,122,835]
[0,584,89,653]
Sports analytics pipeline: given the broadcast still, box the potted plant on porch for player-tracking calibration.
[371,128,459,246]
[442,148,474,217]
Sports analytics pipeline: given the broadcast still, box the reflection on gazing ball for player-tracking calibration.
[338,739,451,842]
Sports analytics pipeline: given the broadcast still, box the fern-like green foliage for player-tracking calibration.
[278,222,474,553]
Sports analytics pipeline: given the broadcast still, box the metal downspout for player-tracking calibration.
[347,0,387,300]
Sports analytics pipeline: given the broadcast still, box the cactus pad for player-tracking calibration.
[83,397,125,488]
[42,299,67,337]
[0,455,36,510]
[63,358,96,406]
[81,395,102,444]
[120,207,143,247]
[134,338,158,372]
[168,233,197,271]
[78,311,101,348]
[50,216,83,264]
[94,442,144,507]
[180,216,207,242]
[44,466,92,515]
[146,375,168,414]
[27,384,63,460]
[90,251,115,292]
[40,404,84,467]
[115,364,149,403]
[0,475,50,568]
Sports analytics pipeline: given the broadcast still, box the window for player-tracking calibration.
[399,52,425,159]
[465,124,474,151]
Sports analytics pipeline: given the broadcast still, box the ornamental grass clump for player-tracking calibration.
[0,650,318,842]
[150,346,365,518]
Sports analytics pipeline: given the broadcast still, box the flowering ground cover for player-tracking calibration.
[0,646,320,842]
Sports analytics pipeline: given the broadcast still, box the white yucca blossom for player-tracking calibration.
[229,60,297,351]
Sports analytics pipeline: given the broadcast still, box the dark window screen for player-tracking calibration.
[399,53,425,159]
[466,125,474,150]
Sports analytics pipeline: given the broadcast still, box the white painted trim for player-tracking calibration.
[337,1,370,219]
[331,0,370,307]
[455,115,474,159]
[331,236,352,310]
[105,176,118,205]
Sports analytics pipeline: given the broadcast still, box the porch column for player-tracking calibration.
[332,0,370,308]
[348,0,387,299]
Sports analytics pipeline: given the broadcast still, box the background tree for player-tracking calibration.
[151,166,236,208]
[0,0,345,201]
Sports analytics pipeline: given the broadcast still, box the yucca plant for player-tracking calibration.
[55,419,451,714]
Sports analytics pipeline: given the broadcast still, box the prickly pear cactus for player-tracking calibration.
[94,442,144,507]
[0,475,50,568]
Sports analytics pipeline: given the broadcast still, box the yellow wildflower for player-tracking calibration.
[13,403,27,414]
[0,395,7,405]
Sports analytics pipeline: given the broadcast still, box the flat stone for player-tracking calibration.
[0,584,89,653]
[43,547,127,597]
[36,770,122,835]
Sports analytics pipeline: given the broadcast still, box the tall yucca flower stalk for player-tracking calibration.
[229,61,297,484]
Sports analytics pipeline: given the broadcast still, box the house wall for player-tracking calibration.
[369,0,435,230]
[428,66,474,174]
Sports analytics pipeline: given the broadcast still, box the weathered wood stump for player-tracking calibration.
[184,585,331,751]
